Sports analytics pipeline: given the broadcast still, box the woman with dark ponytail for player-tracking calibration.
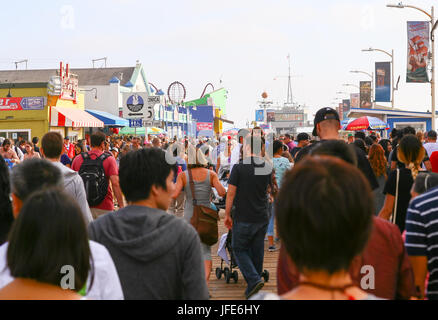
[379,134,426,232]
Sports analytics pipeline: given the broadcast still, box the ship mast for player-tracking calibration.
[286,54,293,106]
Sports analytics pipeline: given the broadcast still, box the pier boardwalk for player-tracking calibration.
[209,211,279,300]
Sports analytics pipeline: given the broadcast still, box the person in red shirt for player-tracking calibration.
[276,137,416,300]
[63,137,75,160]
[72,132,125,219]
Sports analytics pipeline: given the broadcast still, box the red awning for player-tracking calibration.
[50,106,104,128]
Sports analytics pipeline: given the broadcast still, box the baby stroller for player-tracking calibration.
[216,230,270,284]
[212,169,229,210]
[216,230,239,283]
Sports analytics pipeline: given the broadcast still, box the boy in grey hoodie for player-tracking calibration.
[41,132,93,224]
[89,148,209,300]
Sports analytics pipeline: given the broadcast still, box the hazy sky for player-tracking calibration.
[1,0,437,127]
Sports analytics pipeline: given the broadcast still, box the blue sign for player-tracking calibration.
[255,110,264,122]
[126,95,145,113]
[21,97,45,110]
[129,119,143,128]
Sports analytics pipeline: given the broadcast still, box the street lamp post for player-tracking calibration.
[362,47,396,108]
[387,2,437,129]
[79,88,98,101]
[350,70,374,107]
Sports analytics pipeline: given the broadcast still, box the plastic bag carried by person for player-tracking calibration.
[217,233,229,265]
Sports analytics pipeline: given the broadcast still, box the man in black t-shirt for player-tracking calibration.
[224,135,273,299]
[296,107,379,190]
[291,133,310,160]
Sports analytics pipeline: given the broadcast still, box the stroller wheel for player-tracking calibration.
[224,267,230,279]
[215,267,222,280]
[225,271,231,284]
[262,270,270,282]
[232,271,238,283]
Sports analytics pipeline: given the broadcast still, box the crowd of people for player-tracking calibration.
[1,106,438,300]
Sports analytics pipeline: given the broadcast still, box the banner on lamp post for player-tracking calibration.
[350,93,360,108]
[255,110,264,122]
[375,62,391,102]
[360,81,372,108]
[407,21,430,83]
[342,100,350,121]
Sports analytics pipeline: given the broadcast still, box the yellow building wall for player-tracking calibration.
[0,87,49,140]
[54,92,85,110]
[0,87,86,140]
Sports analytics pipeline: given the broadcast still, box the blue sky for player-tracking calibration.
[1,0,437,127]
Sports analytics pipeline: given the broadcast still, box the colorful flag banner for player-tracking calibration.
[342,99,350,120]
[338,103,343,121]
[375,62,391,102]
[360,81,372,108]
[350,93,360,108]
[407,21,430,83]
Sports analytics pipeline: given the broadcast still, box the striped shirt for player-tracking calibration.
[405,186,438,300]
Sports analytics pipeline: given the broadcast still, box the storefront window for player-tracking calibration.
[394,122,426,133]
[0,130,31,142]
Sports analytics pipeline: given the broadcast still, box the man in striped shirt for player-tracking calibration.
[406,186,438,300]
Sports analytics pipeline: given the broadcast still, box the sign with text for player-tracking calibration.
[129,119,143,128]
[197,122,213,131]
[122,93,156,121]
[274,113,304,122]
[0,97,46,111]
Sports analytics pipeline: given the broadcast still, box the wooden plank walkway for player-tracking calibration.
[208,211,279,300]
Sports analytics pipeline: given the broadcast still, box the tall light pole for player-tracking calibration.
[350,70,374,107]
[335,92,350,120]
[387,2,438,129]
[362,47,396,108]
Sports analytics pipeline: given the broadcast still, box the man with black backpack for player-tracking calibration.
[72,131,125,219]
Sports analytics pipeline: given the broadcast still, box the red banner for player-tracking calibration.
[0,97,45,111]
[197,122,213,131]
[407,21,430,83]
[60,62,78,102]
